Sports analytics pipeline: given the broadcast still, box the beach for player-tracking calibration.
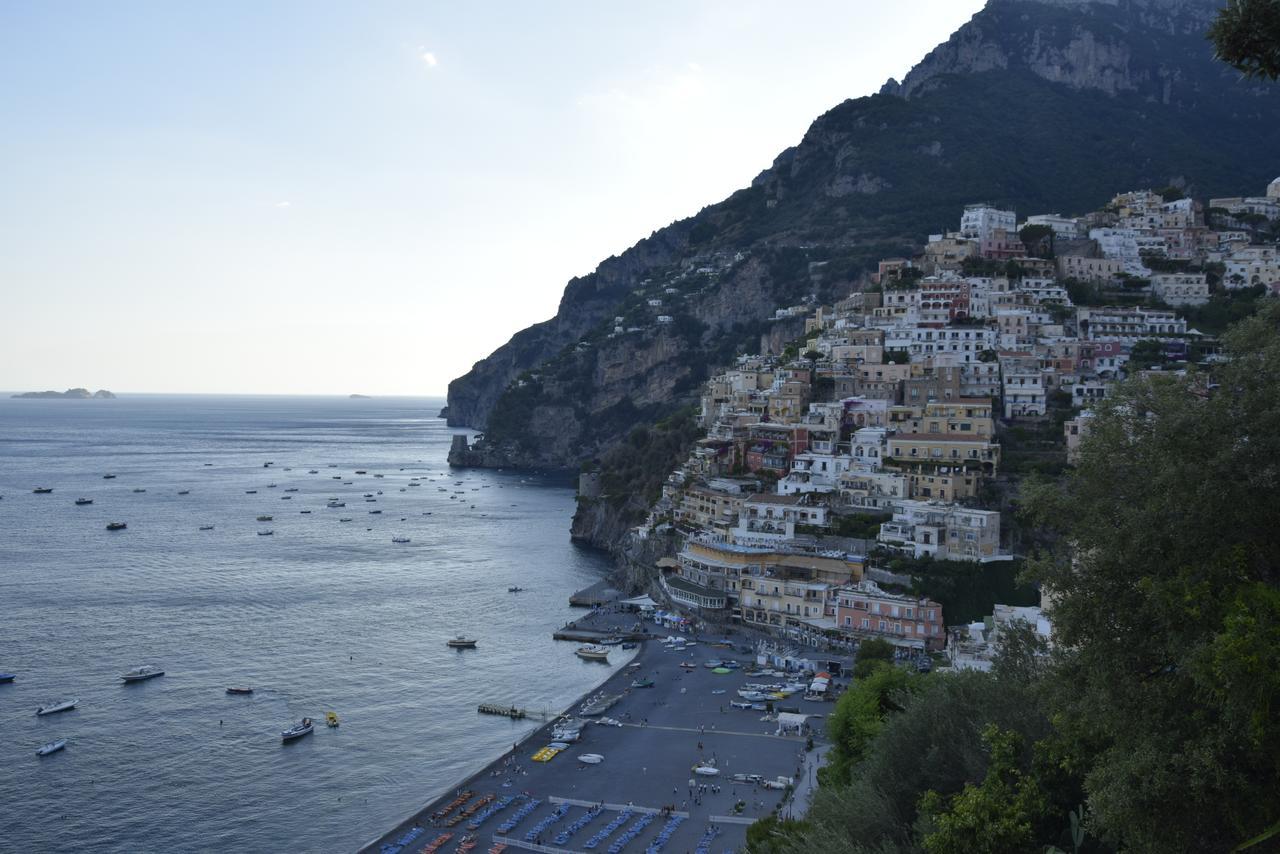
[364,605,843,854]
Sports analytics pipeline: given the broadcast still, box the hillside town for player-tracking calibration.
[635,178,1280,665]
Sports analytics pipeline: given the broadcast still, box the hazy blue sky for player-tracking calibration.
[0,1,983,395]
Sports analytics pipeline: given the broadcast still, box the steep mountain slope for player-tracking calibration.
[446,0,1278,472]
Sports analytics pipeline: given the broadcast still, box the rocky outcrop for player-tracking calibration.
[889,0,1221,102]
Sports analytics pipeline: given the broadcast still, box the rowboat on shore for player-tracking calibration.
[575,645,610,662]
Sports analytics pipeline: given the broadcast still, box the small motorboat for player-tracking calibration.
[577,753,604,765]
[446,636,478,649]
[368,510,382,515]
[328,502,345,508]
[177,490,190,495]
[299,510,311,514]
[575,645,610,662]
[391,537,410,543]
[121,665,164,682]
[325,711,339,728]
[33,487,53,494]
[256,515,273,521]
[281,718,314,742]
[630,678,654,689]
[36,739,67,757]
[355,470,367,475]
[257,530,274,536]
[339,518,352,522]
[74,498,93,505]
[599,637,623,646]
[308,470,319,474]
[132,488,146,493]
[284,488,298,492]
[106,522,127,531]
[680,661,697,670]
[103,474,116,479]
[245,490,257,494]
[225,687,253,695]
[36,698,78,716]
[0,673,15,684]
[507,586,524,593]
[621,642,638,650]
[199,525,215,531]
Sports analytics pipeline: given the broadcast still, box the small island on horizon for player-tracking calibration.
[348,393,371,399]
[11,388,116,399]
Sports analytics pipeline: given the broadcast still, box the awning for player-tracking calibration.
[621,595,658,609]
[776,712,811,729]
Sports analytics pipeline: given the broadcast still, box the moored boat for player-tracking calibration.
[121,665,164,682]
[391,537,410,543]
[103,474,116,479]
[446,636,478,649]
[281,718,314,742]
[36,698,78,716]
[256,515,273,521]
[74,498,93,505]
[36,739,67,757]
[199,525,214,530]
[325,711,340,728]
[106,522,127,531]
[33,487,53,494]
[0,673,15,684]
[225,686,253,695]
[575,645,610,662]
[577,753,604,764]
[257,530,274,536]
[507,586,524,593]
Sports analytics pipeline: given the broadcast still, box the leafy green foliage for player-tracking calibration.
[1209,0,1280,80]
[1022,303,1280,850]
[919,725,1049,854]
[821,663,915,787]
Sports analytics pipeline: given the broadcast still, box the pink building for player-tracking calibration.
[834,580,945,651]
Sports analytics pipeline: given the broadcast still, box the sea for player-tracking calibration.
[0,395,629,853]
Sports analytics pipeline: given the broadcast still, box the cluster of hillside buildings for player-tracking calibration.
[641,179,1280,660]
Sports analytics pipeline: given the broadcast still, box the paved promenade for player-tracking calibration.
[362,608,838,854]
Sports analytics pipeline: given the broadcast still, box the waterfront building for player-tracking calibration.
[834,580,945,651]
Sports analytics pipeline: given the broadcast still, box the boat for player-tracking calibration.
[621,642,638,650]
[391,537,410,543]
[103,474,116,479]
[258,530,274,536]
[106,522,127,531]
[36,698,78,716]
[575,645,610,662]
[599,637,624,646]
[446,636,478,649]
[0,673,15,683]
[325,711,340,728]
[327,502,345,508]
[36,739,67,757]
[630,678,654,689]
[120,665,164,682]
[199,525,214,531]
[256,515,273,521]
[308,470,319,474]
[74,498,93,505]
[694,765,721,776]
[355,470,367,475]
[281,718,314,742]
[339,518,352,522]
[245,490,257,494]
[33,487,53,494]
[507,586,524,593]
[177,490,190,495]
[225,687,253,695]
[299,510,311,514]
[132,488,146,493]
[577,753,604,765]
[368,509,382,514]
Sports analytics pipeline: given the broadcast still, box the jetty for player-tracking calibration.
[477,703,526,719]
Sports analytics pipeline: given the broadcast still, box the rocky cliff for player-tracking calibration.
[446,0,1278,492]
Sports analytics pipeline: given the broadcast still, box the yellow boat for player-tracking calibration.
[531,746,561,762]
[325,711,339,728]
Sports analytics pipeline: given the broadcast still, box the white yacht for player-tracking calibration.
[121,665,164,682]
[36,699,78,716]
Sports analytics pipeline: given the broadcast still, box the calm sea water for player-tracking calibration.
[0,395,625,853]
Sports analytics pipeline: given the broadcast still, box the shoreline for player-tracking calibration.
[358,640,644,853]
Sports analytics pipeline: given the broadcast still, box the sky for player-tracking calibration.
[0,1,984,396]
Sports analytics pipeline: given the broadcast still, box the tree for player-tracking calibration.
[821,662,913,786]
[919,725,1049,854]
[1209,0,1280,80]
[1024,302,1280,850]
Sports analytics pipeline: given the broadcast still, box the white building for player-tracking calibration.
[877,499,1004,561]
[1151,273,1209,306]
[1023,213,1080,239]
[1224,246,1280,289]
[1002,371,1047,419]
[960,204,1016,241]
[948,604,1053,671]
